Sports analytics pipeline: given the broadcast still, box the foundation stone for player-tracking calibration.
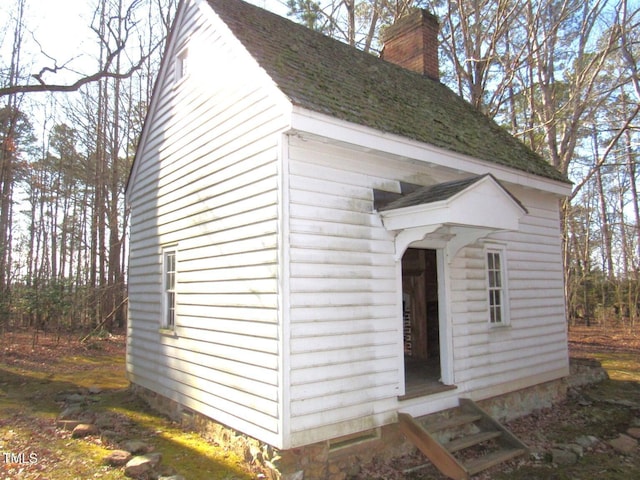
[131,358,608,479]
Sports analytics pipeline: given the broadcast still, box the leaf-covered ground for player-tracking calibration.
[0,331,256,479]
[1,325,639,479]
[357,325,640,479]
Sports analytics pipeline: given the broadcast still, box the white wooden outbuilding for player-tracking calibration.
[125,0,571,456]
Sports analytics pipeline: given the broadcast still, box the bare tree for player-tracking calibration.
[284,0,640,325]
[0,0,164,98]
[287,0,416,52]
[0,0,176,332]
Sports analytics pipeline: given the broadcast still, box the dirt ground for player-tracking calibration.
[357,325,640,479]
[568,323,640,356]
[1,325,639,479]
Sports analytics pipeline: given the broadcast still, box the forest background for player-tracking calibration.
[0,0,638,334]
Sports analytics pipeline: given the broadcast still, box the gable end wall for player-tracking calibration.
[126,0,290,448]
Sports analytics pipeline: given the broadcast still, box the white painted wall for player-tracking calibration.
[126,0,290,447]
[450,188,569,398]
[284,134,568,446]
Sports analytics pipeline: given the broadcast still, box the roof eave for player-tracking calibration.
[289,106,572,197]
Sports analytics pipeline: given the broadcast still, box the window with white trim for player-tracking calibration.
[175,48,189,81]
[486,247,509,325]
[163,249,177,330]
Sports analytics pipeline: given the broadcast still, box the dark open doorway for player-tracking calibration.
[401,248,452,398]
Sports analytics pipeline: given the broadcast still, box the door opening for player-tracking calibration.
[401,248,452,398]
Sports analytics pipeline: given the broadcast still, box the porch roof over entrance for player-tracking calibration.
[376,174,528,258]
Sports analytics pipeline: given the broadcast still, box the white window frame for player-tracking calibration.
[175,47,189,82]
[485,245,510,326]
[162,248,177,331]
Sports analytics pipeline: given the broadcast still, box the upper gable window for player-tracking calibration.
[175,48,189,81]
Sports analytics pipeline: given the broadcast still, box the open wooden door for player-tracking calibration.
[401,248,446,397]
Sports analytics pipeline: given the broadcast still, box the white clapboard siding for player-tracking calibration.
[455,348,568,385]
[289,401,397,436]
[126,0,289,446]
[447,184,568,393]
[286,136,403,446]
[160,335,279,371]
[291,378,398,418]
[290,317,397,339]
[161,345,278,393]
[177,316,277,338]
[155,372,280,433]
[285,134,568,445]
[293,344,396,370]
[452,323,566,351]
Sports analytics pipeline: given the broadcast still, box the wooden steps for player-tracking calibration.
[464,448,526,476]
[444,430,502,453]
[398,398,528,479]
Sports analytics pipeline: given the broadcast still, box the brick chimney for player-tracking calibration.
[381,9,440,80]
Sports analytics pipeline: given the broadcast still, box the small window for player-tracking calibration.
[176,48,189,81]
[486,248,508,325]
[163,249,177,330]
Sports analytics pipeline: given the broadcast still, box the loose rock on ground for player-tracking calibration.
[55,386,185,479]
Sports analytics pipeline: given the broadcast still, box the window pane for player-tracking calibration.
[167,292,175,319]
[164,250,177,330]
[487,250,506,324]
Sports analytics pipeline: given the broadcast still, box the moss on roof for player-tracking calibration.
[208,0,567,182]
[379,176,485,210]
[378,174,529,213]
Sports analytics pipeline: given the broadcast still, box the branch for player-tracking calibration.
[0,57,149,97]
[2,0,160,99]
[568,103,640,202]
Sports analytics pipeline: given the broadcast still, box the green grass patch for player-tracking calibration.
[0,339,255,479]
[589,352,640,382]
[104,391,253,479]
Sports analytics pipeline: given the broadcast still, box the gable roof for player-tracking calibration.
[378,174,528,238]
[378,176,486,211]
[207,0,567,183]
[378,174,527,213]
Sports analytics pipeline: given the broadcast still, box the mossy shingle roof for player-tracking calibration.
[208,0,566,182]
[378,174,528,213]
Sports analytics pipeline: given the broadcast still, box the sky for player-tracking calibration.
[0,0,288,87]
[2,1,96,79]
[0,0,285,264]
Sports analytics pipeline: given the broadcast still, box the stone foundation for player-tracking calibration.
[131,359,607,480]
[476,377,568,424]
[567,357,609,388]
